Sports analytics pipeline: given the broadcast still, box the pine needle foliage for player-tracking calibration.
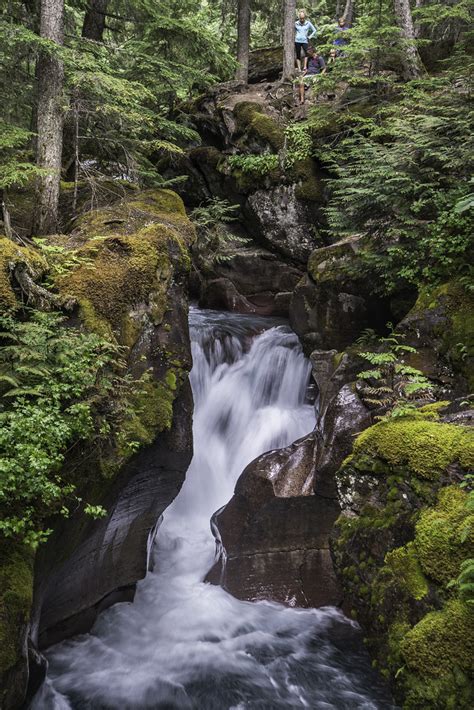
[310,69,474,295]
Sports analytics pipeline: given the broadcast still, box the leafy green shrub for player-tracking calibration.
[0,311,123,546]
[228,153,279,176]
[312,73,474,295]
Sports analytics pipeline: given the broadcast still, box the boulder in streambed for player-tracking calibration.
[289,236,376,352]
[207,434,342,608]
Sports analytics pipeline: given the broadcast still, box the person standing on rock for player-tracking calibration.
[295,9,317,72]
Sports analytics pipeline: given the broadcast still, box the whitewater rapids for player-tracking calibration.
[33,308,394,709]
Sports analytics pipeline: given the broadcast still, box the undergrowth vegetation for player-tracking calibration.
[0,311,121,545]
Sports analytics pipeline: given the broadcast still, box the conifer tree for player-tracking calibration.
[32,0,65,236]
[342,0,354,25]
[236,0,251,82]
[283,0,296,79]
[82,0,108,42]
[393,0,423,78]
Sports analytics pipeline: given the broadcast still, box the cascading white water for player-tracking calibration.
[33,308,394,710]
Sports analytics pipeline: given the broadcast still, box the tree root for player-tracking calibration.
[13,264,76,312]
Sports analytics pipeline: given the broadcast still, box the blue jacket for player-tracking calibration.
[295,20,317,43]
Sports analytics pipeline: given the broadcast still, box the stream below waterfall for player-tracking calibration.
[32,307,395,710]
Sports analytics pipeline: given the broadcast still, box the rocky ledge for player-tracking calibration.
[0,187,195,708]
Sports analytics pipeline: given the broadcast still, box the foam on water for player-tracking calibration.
[32,308,394,709]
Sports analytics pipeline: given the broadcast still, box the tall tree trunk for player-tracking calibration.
[1,190,13,240]
[235,0,250,83]
[342,0,354,25]
[282,0,296,79]
[82,0,108,42]
[393,0,423,79]
[32,0,65,236]
[414,0,424,38]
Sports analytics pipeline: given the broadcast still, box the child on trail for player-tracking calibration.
[326,47,338,71]
[295,9,317,71]
[298,48,325,104]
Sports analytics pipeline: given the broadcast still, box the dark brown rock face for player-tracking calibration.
[207,434,342,608]
[315,383,372,488]
[290,274,369,352]
[207,342,374,612]
[197,245,303,316]
[33,381,193,649]
[288,236,393,353]
[162,88,328,316]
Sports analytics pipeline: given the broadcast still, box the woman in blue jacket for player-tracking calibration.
[295,9,317,71]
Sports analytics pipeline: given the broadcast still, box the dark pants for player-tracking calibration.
[295,42,308,60]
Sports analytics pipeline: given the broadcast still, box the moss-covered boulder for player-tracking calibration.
[31,188,195,653]
[233,101,284,151]
[289,235,392,352]
[332,413,474,707]
[55,189,192,345]
[398,280,474,392]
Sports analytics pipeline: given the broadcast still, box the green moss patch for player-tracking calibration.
[415,486,473,586]
[72,188,193,245]
[0,543,33,675]
[334,414,474,707]
[349,418,474,480]
[233,101,284,150]
[56,190,193,344]
[384,542,429,601]
[58,225,175,340]
[127,188,186,217]
[401,599,474,677]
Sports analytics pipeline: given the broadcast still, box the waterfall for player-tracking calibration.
[33,308,394,709]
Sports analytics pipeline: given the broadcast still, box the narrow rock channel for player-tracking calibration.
[32,308,395,709]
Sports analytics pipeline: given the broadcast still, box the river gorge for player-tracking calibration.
[31,308,395,709]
